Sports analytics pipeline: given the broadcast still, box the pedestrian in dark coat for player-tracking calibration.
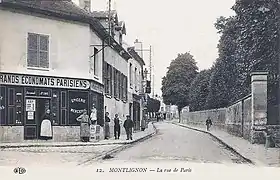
[114,114,121,139]
[104,112,111,139]
[206,116,212,131]
[76,110,91,142]
[124,115,134,140]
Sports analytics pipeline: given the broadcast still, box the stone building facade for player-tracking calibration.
[0,0,130,142]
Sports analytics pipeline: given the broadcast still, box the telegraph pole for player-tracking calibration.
[149,45,152,82]
[108,0,112,45]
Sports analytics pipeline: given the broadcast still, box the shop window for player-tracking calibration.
[0,86,6,125]
[68,90,88,125]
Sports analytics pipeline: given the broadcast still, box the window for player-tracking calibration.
[135,67,137,90]
[27,33,49,68]
[109,66,113,96]
[94,48,98,76]
[122,74,126,101]
[119,73,122,99]
[104,63,112,95]
[129,63,132,86]
[117,71,120,99]
[0,86,6,125]
[104,63,110,94]
[68,91,88,125]
[114,68,118,98]
[124,76,128,101]
[119,34,123,46]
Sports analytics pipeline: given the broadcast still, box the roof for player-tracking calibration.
[127,47,145,66]
[0,0,131,60]
[91,10,117,19]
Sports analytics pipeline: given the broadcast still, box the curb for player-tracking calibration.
[171,122,255,165]
[77,122,158,165]
[0,123,157,149]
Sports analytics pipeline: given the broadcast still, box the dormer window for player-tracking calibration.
[119,33,122,46]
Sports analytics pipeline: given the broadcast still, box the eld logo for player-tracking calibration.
[13,167,26,174]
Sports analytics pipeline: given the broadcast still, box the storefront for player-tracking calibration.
[0,72,104,142]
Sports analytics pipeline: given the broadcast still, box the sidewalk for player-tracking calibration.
[171,120,280,167]
[0,122,156,149]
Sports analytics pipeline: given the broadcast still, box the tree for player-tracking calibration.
[161,52,198,122]
[189,69,212,111]
[206,16,241,109]
[231,0,280,124]
[147,96,160,115]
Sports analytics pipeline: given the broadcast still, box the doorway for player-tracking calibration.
[24,98,51,140]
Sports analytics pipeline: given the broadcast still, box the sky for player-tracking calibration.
[74,0,236,96]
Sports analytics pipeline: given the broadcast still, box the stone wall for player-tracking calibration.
[181,108,227,130]
[180,72,278,145]
[243,97,252,140]
[182,96,252,140]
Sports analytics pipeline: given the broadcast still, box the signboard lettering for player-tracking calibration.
[0,73,90,90]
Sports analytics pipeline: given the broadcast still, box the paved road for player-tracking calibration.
[0,122,249,167]
[0,144,121,167]
[98,122,249,165]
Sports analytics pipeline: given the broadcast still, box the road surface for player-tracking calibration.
[0,122,249,167]
[97,122,249,165]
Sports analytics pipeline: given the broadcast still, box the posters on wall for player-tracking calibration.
[26,99,36,111]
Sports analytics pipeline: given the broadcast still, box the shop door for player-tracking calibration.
[24,98,50,140]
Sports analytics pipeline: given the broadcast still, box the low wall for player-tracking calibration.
[181,95,252,141]
[181,108,227,130]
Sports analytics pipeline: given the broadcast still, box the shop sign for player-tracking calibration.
[0,73,90,90]
[90,82,104,94]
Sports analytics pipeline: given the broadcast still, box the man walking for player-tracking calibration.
[114,114,121,139]
[124,115,134,140]
[206,116,212,131]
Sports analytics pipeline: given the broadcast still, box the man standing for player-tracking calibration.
[104,112,110,140]
[124,115,134,140]
[114,114,121,139]
[206,116,212,131]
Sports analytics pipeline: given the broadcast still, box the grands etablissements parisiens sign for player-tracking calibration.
[0,73,90,90]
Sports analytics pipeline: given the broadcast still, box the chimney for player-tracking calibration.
[134,39,143,59]
[79,0,91,12]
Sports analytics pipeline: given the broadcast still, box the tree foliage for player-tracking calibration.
[147,96,160,113]
[207,0,280,116]
[189,69,212,111]
[161,52,198,117]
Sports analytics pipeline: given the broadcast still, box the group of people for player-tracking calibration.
[104,112,134,140]
[76,108,135,142]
